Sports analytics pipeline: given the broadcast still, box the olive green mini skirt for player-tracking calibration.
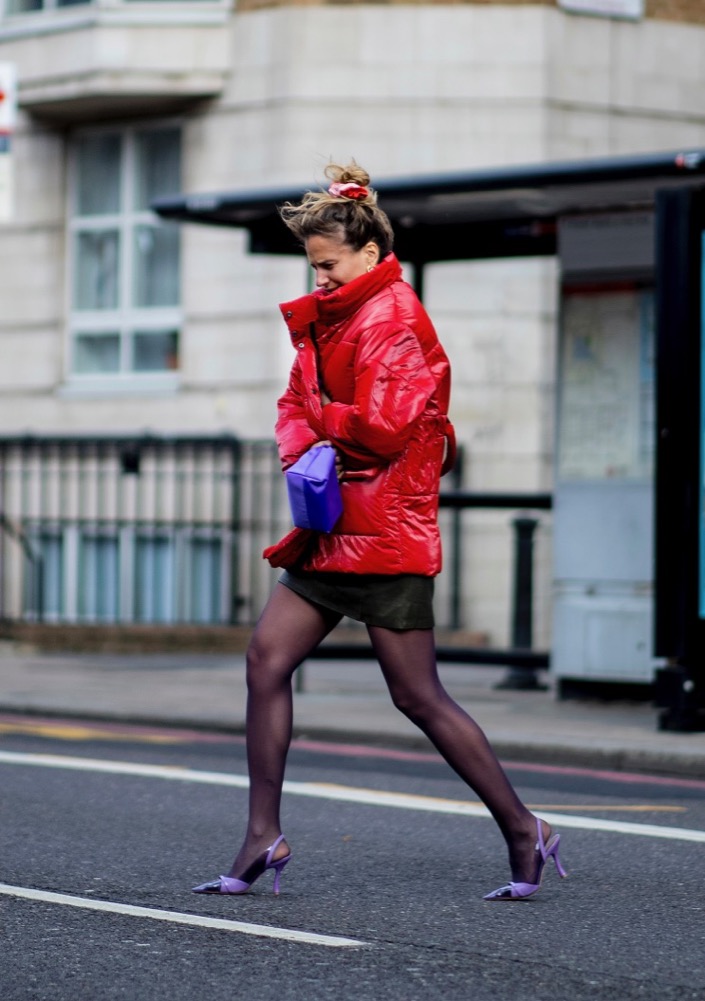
[279,569,435,630]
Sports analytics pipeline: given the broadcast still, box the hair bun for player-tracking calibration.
[324,161,371,189]
[279,158,394,257]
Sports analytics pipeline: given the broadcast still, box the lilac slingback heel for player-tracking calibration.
[483,818,567,901]
[192,834,291,896]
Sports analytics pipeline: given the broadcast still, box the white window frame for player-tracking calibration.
[1,0,229,24]
[63,120,182,396]
[2,0,90,17]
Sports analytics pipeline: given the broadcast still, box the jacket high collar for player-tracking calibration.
[280,253,402,341]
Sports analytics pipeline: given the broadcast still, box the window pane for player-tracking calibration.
[133,224,180,307]
[74,230,120,309]
[79,535,119,621]
[28,533,63,620]
[135,536,175,622]
[75,134,121,216]
[190,538,222,623]
[74,333,120,374]
[132,330,178,372]
[69,126,181,378]
[5,0,43,12]
[133,129,181,210]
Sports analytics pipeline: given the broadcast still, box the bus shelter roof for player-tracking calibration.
[152,148,705,264]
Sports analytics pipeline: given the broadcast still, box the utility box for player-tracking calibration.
[551,212,662,692]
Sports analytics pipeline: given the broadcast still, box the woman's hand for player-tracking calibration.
[311,439,344,480]
[316,394,344,476]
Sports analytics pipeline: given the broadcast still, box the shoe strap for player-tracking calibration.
[265,834,287,866]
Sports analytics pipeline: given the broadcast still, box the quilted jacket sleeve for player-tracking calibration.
[274,359,320,470]
[320,323,439,461]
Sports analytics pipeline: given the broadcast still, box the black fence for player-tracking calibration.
[309,491,552,675]
[0,434,552,669]
[0,434,282,626]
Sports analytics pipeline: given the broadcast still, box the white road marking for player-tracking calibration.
[0,883,366,948]
[2,748,705,843]
[0,748,251,785]
[286,782,705,843]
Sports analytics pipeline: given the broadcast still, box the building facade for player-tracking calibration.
[1,0,704,640]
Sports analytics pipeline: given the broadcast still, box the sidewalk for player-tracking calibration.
[1,646,705,779]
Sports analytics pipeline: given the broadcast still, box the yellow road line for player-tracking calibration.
[0,722,181,744]
[525,804,685,813]
[0,737,689,815]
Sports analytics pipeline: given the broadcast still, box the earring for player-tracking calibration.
[367,264,375,273]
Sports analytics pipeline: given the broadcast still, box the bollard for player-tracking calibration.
[495,514,547,690]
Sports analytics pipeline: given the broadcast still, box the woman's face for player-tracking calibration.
[305,233,379,293]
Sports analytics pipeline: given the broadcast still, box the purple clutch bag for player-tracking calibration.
[285,446,343,533]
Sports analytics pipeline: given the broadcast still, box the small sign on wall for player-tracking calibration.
[0,63,16,223]
[559,0,644,19]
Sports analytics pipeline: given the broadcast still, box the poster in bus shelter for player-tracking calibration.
[557,285,654,482]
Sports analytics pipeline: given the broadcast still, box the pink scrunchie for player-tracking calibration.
[328,181,369,200]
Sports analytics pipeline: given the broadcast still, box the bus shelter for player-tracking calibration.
[155,149,705,732]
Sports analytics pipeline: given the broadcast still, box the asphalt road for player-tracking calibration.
[1,717,705,1001]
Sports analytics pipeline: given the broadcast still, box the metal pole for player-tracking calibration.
[448,447,464,629]
[512,515,536,649]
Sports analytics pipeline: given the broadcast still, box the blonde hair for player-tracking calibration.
[279,161,394,257]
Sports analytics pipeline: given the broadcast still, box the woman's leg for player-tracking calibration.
[367,625,541,883]
[226,583,342,876]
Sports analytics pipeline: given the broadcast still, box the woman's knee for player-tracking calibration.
[387,681,439,725]
[245,635,295,695]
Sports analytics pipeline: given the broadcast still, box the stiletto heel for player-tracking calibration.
[483,818,567,901]
[192,835,292,895]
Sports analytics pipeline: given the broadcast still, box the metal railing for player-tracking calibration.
[308,490,552,674]
[0,434,283,625]
[0,512,45,622]
[0,435,552,673]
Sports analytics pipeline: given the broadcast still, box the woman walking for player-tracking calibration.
[192,161,566,901]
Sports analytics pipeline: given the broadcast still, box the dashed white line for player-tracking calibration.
[0,883,366,948]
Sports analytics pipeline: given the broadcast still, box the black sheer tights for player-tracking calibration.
[226,584,342,876]
[367,625,540,882]
[228,584,540,884]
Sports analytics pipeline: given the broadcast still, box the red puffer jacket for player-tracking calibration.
[263,253,456,575]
